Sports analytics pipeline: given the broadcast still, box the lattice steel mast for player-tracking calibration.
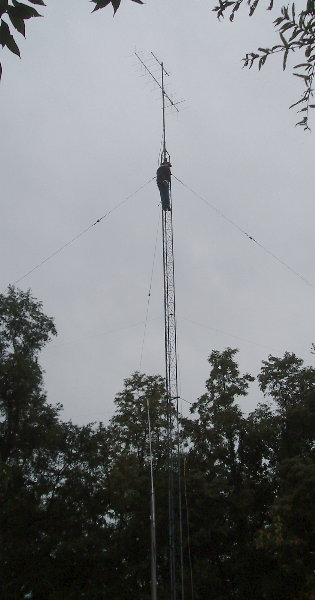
[162,199,182,600]
[135,51,184,600]
[158,58,184,600]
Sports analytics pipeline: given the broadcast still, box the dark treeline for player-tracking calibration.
[0,287,314,599]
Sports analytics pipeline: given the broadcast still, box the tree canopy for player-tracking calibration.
[0,286,314,599]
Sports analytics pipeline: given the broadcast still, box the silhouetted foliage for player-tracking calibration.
[213,1,315,129]
[0,287,314,599]
[0,0,143,80]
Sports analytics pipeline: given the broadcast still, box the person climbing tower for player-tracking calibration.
[156,159,172,211]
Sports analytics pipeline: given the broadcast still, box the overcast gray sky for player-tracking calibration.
[1,0,314,424]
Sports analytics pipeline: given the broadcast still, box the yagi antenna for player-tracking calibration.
[135,51,181,161]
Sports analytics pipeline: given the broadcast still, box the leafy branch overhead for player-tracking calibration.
[0,0,143,79]
[213,0,315,129]
[91,0,143,15]
[0,0,44,78]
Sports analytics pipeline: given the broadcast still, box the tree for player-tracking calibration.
[255,352,315,600]
[214,1,315,130]
[183,348,267,599]
[183,348,314,599]
[0,285,58,465]
[107,371,168,465]
[0,285,59,598]
[0,287,313,598]
[0,287,113,599]
[104,372,172,599]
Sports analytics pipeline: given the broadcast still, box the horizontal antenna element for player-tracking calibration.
[134,51,180,113]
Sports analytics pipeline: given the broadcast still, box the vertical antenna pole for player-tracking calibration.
[147,400,157,600]
[161,62,166,161]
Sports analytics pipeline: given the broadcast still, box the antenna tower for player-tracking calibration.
[135,51,184,600]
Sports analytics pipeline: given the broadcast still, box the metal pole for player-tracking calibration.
[161,62,166,160]
[147,401,157,600]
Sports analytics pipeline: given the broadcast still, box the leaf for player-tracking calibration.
[27,0,46,4]
[282,5,289,19]
[280,32,289,47]
[0,61,2,80]
[289,98,304,109]
[259,54,267,70]
[8,7,25,36]
[294,62,310,68]
[0,19,20,56]
[281,22,294,32]
[274,17,284,26]
[289,28,299,41]
[0,0,8,18]
[249,0,259,16]
[111,0,121,13]
[11,1,41,19]
[293,73,309,79]
[130,0,144,3]
[91,0,111,12]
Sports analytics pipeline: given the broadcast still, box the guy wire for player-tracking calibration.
[139,210,161,371]
[11,177,155,288]
[173,174,315,290]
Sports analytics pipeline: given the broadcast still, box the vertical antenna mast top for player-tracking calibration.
[134,51,179,162]
[150,52,170,160]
